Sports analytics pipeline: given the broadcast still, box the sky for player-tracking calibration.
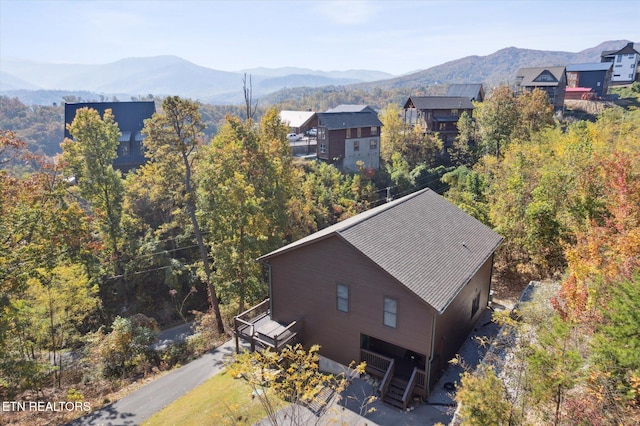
[1,0,639,76]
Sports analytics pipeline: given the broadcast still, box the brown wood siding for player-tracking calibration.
[433,255,494,368]
[267,236,435,368]
[328,129,346,161]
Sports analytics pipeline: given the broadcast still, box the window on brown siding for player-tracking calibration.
[371,126,378,135]
[346,128,351,138]
[383,297,397,328]
[357,127,362,137]
[337,284,349,312]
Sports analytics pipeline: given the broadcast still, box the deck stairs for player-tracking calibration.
[382,377,409,409]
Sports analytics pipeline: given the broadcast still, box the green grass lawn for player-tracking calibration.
[142,370,286,426]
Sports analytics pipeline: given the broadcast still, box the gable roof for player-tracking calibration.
[316,111,382,130]
[325,104,377,113]
[601,42,639,58]
[446,84,484,101]
[279,110,316,128]
[404,96,474,110]
[566,62,613,72]
[516,66,566,87]
[259,188,503,314]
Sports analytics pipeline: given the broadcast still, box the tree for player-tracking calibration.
[449,111,479,166]
[61,107,126,307]
[228,344,373,426]
[592,273,640,407]
[474,86,520,159]
[198,109,295,312]
[94,314,158,378]
[142,96,224,334]
[25,263,99,387]
[454,366,512,426]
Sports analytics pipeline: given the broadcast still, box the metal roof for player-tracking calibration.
[325,105,377,113]
[259,188,503,313]
[316,111,382,130]
[404,96,474,110]
[64,101,156,140]
[279,110,316,128]
[446,84,484,100]
[566,63,612,72]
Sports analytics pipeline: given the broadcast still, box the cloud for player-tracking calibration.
[314,0,377,25]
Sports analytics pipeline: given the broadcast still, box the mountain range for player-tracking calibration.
[0,40,635,106]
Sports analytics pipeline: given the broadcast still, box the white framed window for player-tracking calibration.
[383,297,397,328]
[346,128,351,138]
[370,139,377,150]
[337,284,349,312]
[370,126,378,135]
[319,143,327,154]
[353,140,360,151]
[451,109,458,116]
[357,127,362,138]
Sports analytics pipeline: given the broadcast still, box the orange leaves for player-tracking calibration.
[554,151,640,322]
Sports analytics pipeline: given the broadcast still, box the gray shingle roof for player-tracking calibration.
[404,96,474,110]
[516,66,566,87]
[317,111,382,130]
[259,188,503,313]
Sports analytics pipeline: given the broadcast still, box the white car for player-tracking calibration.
[287,132,302,142]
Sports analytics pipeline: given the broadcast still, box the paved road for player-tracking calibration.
[67,339,241,426]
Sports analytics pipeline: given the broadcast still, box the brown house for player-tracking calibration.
[515,66,567,110]
[403,96,474,149]
[235,188,502,408]
[316,108,382,172]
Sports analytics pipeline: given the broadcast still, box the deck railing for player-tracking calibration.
[414,368,427,398]
[361,349,393,378]
[234,299,270,352]
[253,320,298,350]
[379,359,395,401]
[402,367,419,410]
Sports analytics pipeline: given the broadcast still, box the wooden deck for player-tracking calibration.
[234,298,299,352]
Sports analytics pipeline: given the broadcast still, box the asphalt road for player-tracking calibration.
[66,339,241,426]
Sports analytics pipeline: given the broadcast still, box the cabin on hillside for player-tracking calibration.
[600,42,640,85]
[64,101,156,173]
[566,63,612,99]
[403,96,474,149]
[234,188,502,409]
[515,66,567,110]
[315,107,382,171]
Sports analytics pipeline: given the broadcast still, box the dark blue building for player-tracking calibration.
[64,101,156,173]
[566,63,613,98]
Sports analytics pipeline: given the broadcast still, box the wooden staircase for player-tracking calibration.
[382,377,409,409]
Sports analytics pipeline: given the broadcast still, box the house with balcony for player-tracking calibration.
[402,96,474,148]
[234,188,502,409]
[64,101,156,173]
[600,42,639,85]
[515,66,567,110]
[315,108,382,171]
